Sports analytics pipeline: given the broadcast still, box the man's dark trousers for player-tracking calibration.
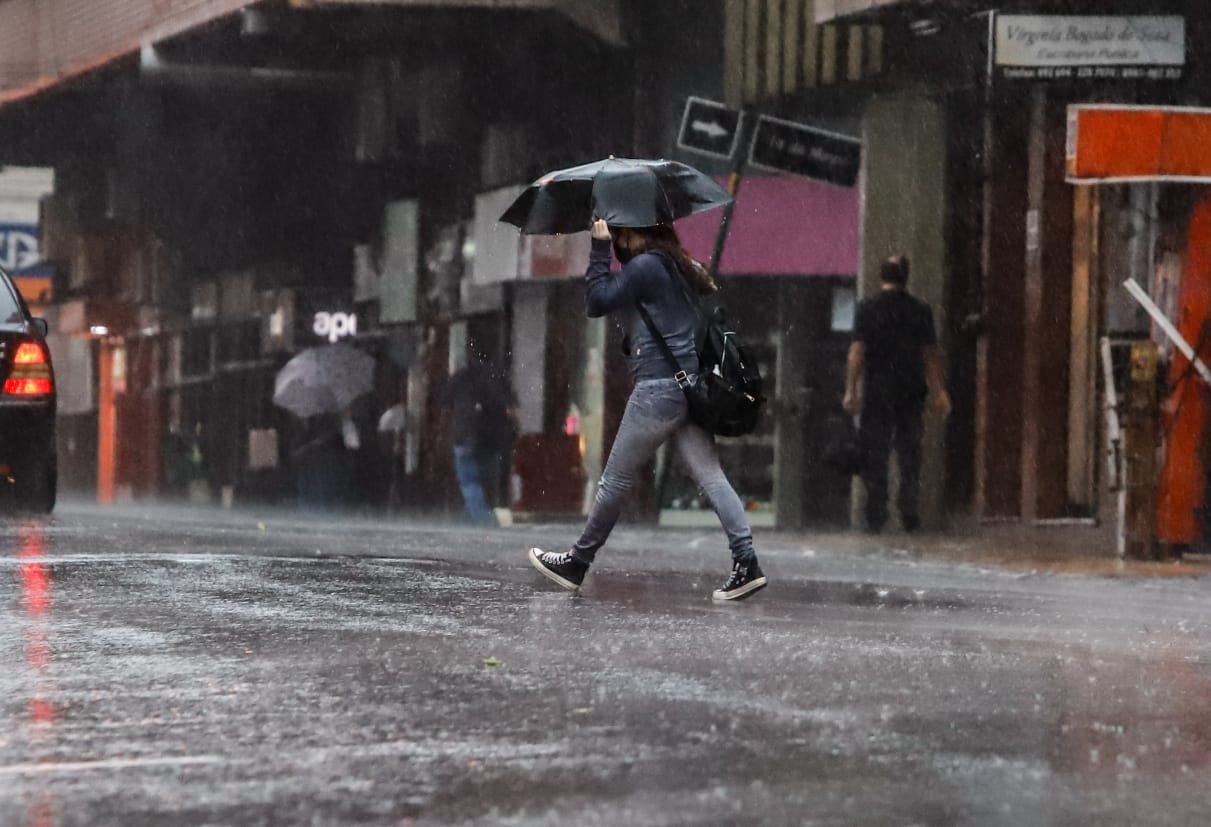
[860,395,924,531]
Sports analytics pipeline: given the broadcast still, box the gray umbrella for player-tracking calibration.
[499,157,733,235]
[273,343,375,419]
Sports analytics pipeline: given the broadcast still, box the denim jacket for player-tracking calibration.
[584,239,699,382]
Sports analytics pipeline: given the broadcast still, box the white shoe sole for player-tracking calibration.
[712,575,768,601]
[528,548,581,591]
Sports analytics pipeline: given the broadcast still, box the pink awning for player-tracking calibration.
[676,175,858,276]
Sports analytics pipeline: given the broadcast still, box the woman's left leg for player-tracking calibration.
[672,423,755,564]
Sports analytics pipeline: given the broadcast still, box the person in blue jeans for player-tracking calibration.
[446,348,517,525]
[528,219,767,601]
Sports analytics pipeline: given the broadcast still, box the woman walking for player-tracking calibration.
[528,219,768,600]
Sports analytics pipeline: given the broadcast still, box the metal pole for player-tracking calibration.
[708,109,755,281]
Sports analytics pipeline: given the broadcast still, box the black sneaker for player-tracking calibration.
[712,560,768,601]
[528,547,588,591]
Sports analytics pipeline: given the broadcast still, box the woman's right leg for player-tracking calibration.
[571,380,686,565]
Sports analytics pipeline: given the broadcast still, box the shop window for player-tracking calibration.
[181,328,213,379]
[217,320,262,366]
[831,284,856,332]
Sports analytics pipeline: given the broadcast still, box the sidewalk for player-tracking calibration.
[782,517,1211,579]
[71,495,1211,580]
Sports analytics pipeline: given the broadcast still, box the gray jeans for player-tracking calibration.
[572,378,756,565]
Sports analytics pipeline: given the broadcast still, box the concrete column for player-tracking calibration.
[511,285,549,435]
[772,281,813,530]
[860,95,947,528]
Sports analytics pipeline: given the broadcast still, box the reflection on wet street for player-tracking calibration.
[2,505,1211,825]
[16,521,57,827]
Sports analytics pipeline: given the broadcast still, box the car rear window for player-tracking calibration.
[0,276,23,324]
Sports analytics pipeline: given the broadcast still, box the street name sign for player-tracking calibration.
[677,97,743,160]
[748,115,861,187]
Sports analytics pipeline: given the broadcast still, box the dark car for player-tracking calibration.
[0,268,55,512]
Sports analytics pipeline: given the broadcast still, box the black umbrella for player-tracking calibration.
[499,157,733,235]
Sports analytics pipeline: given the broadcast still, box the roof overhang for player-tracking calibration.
[1067,105,1211,184]
[0,0,259,106]
[816,0,902,22]
[291,0,623,45]
[814,0,953,24]
[0,0,621,109]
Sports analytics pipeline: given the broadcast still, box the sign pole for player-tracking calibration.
[708,109,753,282]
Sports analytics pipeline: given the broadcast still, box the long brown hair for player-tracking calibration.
[621,224,717,295]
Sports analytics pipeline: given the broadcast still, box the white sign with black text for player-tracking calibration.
[995,15,1184,81]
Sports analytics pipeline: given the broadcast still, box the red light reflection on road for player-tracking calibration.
[28,794,55,827]
[16,521,58,827]
[18,522,55,718]
[19,540,50,618]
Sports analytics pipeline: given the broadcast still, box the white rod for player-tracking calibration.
[1099,337,1121,443]
[1117,489,1127,559]
[1100,336,1125,557]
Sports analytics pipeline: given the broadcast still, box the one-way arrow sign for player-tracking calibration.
[677,97,743,160]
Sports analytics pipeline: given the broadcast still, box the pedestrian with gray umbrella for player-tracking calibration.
[526,219,767,600]
[502,158,766,599]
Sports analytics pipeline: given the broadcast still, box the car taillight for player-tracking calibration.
[4,341,52,396]
[13,342,46,364]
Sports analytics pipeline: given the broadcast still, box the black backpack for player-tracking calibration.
[636,255,766,437]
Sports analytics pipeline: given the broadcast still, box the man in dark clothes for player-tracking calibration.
[843,255,951,533]
[445,348,517,525]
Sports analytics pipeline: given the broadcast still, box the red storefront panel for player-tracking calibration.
[1067,104,1211,183]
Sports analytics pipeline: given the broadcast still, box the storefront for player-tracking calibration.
[666,174,860,529]
[1066,103,1211,554]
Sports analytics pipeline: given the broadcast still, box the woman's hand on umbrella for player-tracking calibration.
[591,219,612,240]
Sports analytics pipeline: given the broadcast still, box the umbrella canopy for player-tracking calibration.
[273,343,375,419]
[499,157,733,235]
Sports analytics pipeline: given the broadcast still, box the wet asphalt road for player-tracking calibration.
[2,504,1211,826]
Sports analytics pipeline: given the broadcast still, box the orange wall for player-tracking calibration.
[1156,195,1211,545]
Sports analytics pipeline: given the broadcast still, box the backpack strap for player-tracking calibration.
[635,250,711,390]
[634,301,693,391]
